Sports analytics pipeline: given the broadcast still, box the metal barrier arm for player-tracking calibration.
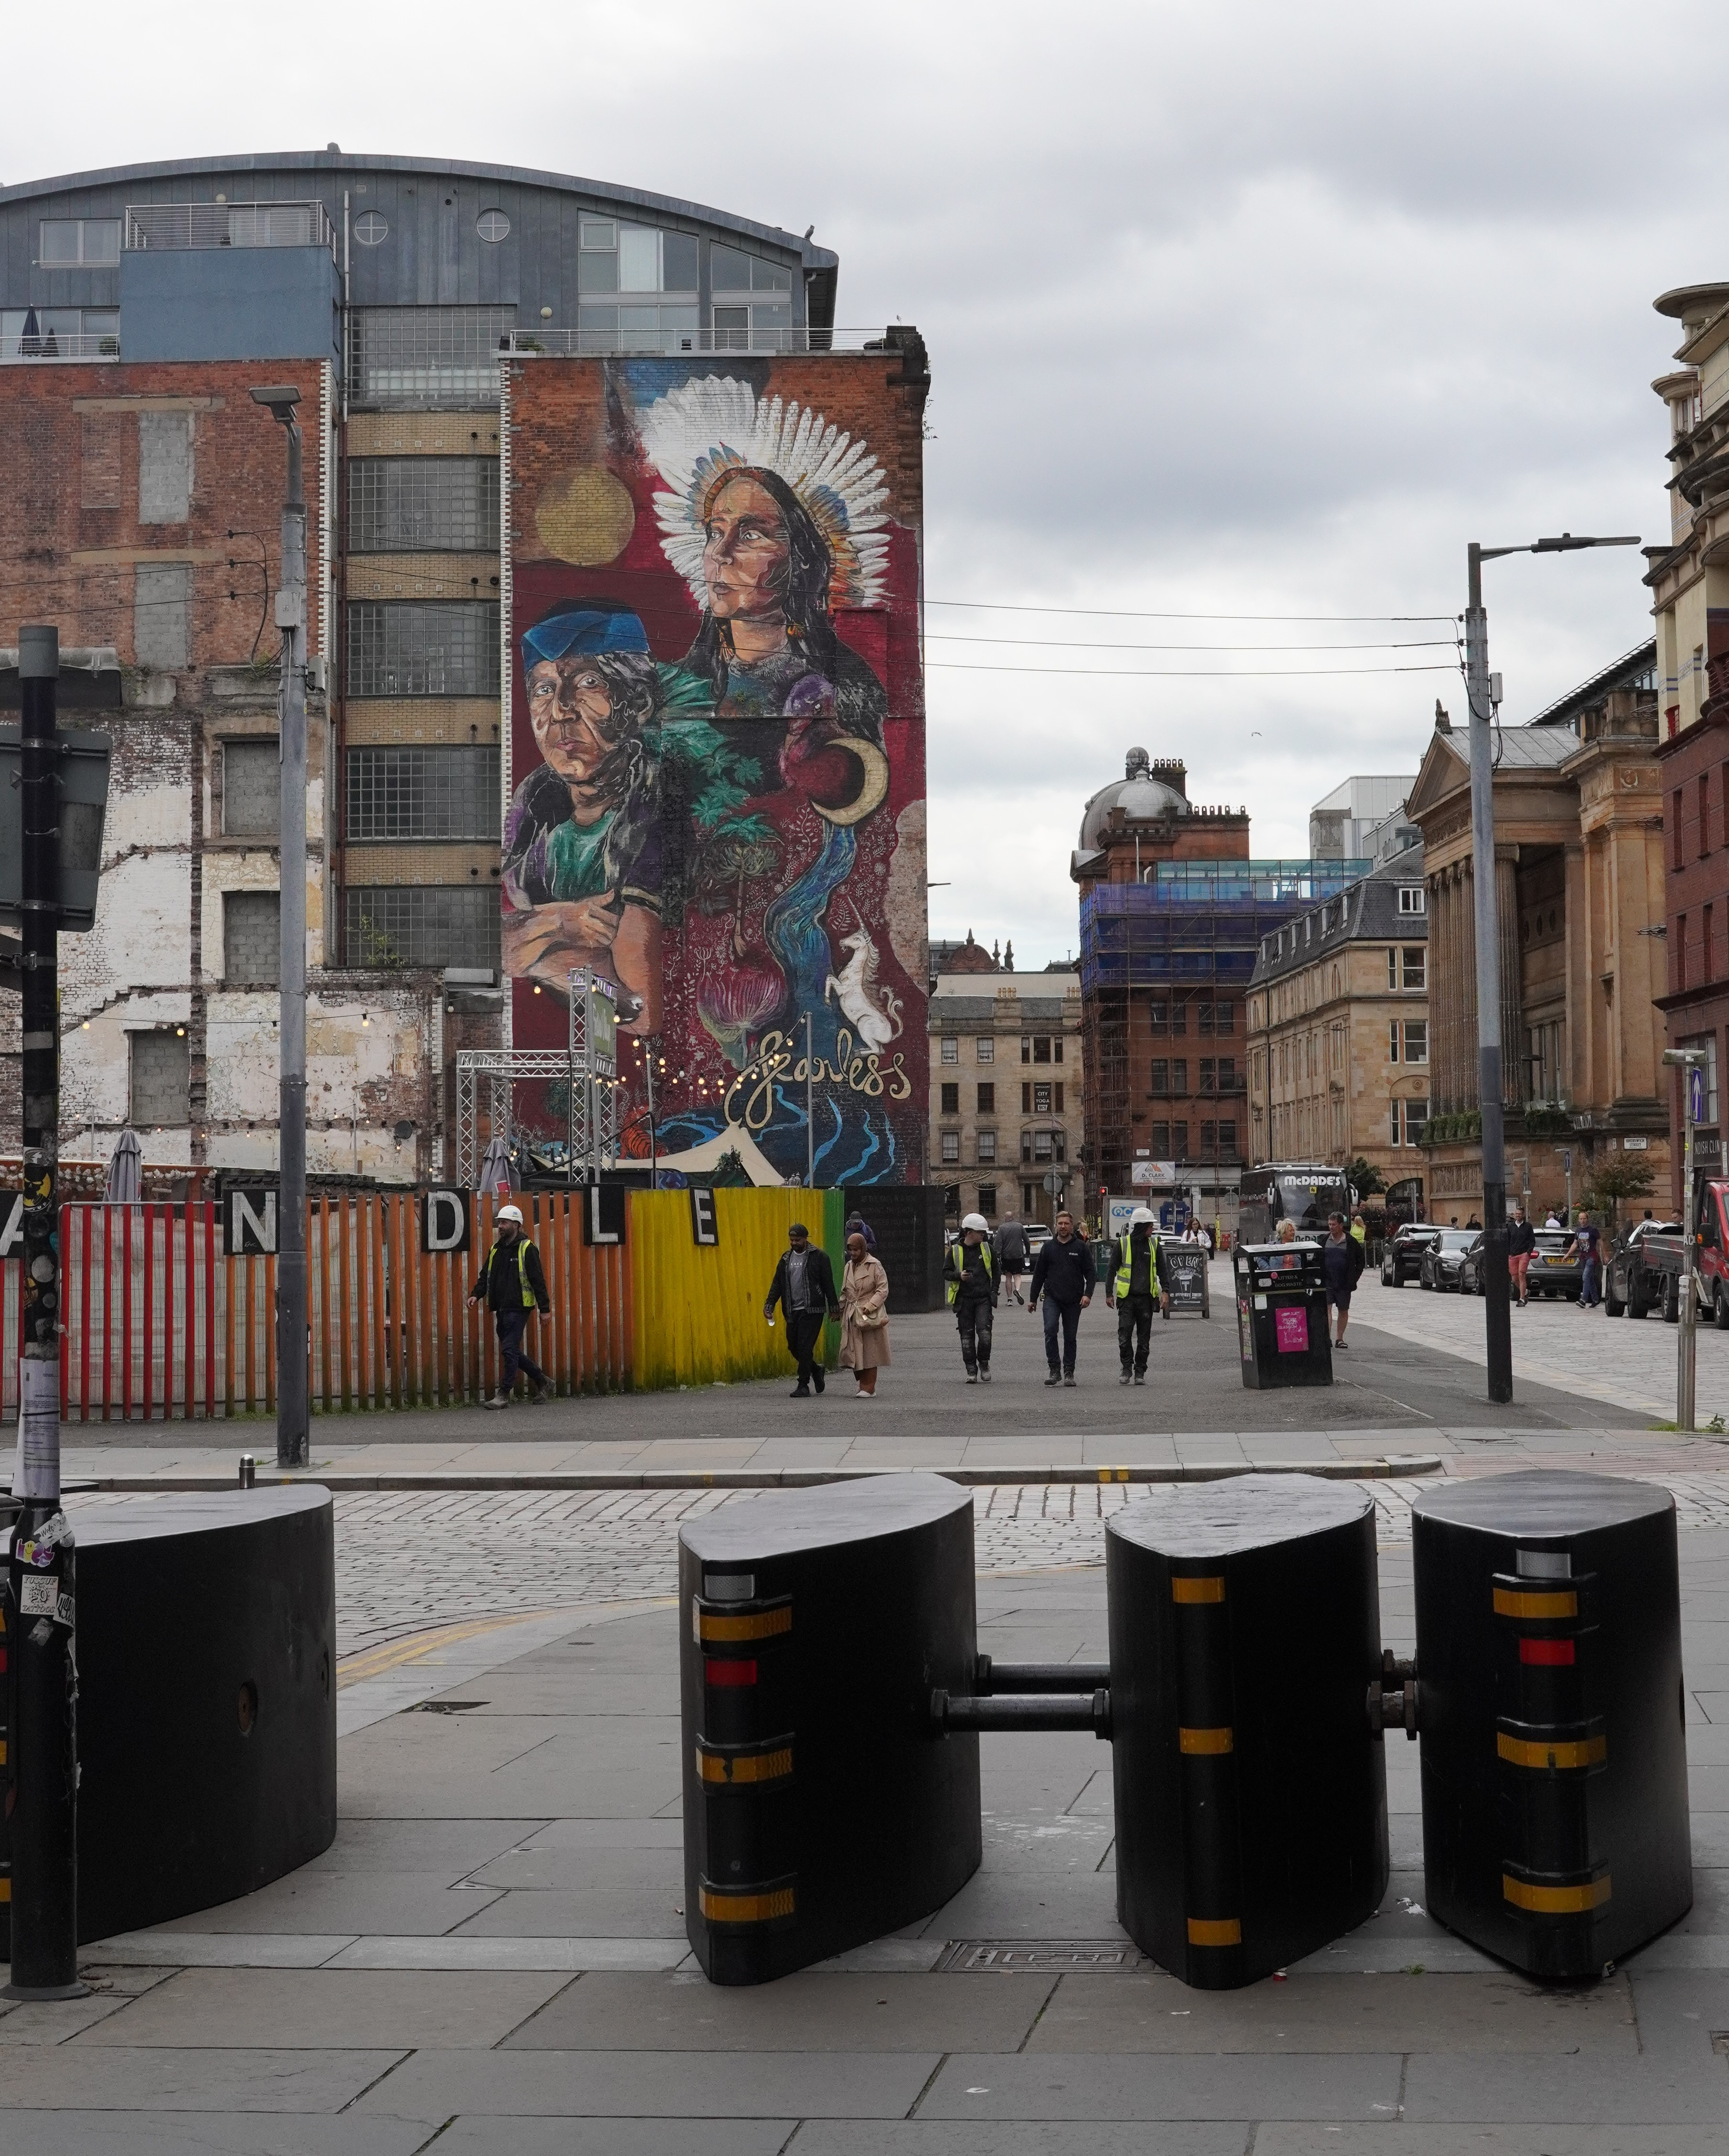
[930,1686,1114,1741]
[973,1655,1110,1693]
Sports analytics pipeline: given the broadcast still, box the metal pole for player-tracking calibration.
[804,1009,815,1188]
[645,1043,657,1191]
[277,417,309,1469]
[1681,1099,1697,1432]
[1464,545,1513,1404]
[7,623,84,2000]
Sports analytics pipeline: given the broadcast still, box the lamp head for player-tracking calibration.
[249,384,302,427]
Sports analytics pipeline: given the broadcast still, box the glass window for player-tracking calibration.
[1150,1121,1170,1154]
[1172,1120,1189,1158]
[1033,1082,1053,1114]
[349,458,500,552]
[1150,1061,1168,1094]
[976,1037,994,1062]
[1403,1021,1428,1064]
[712,305,750,349]
[42,218,121,266]
[1055,1083,1064,1112]
[476,209,510,243]
[977,1082,995,1113]
[578,250,619,293]
[1399,886,1426,915]
[1053,1035,1064,1062]
[977,1184,997,1216]
[1020,1038,1031,1063]
[1388,1019,1401,1063]
[619,226,661,292]
[663,232,698,291]
[941,1130,960,1164]
[940,1083,959,1115]
[1402,947,1426,990]
[1032,1129,1054,1161]
[347,747,501,841]
[1391,1103,1403,1147]
[580,217,617,249]
[344,887,499,971]
[345,601,501,698]
[354,211,388,245]
[752,259,792,291]
[977,1131,997,1164]
[1406,1098,1429,1145]
[1214,999,1235,1033]
[710,245,751,290]
[1033,1037,1052,1064]
[941,1037,958,1064]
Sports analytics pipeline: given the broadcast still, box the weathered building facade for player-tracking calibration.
[1406,682,1669,1221]
[1246,847,1430,1204]
[929,969,1083,1227]
[1647,282,1729,1201]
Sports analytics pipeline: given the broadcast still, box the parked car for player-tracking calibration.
[1457,1232,1493,1297]
[1524,1228,1585,1302]
[1605,1201,1711,1322]
[1418,1229,1478,1292]
[1380,1223,1440,1287]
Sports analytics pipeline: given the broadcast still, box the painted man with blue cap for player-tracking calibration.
[503,601,666,1023]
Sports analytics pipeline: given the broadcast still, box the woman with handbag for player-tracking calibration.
[838,1231,891,1398]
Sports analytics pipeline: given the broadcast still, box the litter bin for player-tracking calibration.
[1410,1468,1691,1979]
[1107,1473,1388,1987]
[1234,1242,1332,1387]
[678,1471,981,1985]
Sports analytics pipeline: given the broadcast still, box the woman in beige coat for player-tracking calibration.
[838,1232,891,1398]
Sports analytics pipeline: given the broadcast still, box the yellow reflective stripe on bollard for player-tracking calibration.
[1187,1916,1242,1946]
[1493,1587,1578,1620]
[1179,1727,1235,1755]
[699,1883,796,1924]
[698,1606,793,1645]
[1497,1732,1606,1771]
[696,1744,794,1787]
[1171,1576,1225,1604]
[1502,1873,1611,1915]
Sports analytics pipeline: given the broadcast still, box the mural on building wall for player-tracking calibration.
[506,358,927,1184]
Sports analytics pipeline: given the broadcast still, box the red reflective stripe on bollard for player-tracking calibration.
[706,1659,758,1687]
[1519,1637,1576,1666]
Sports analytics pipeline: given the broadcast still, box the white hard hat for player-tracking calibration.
[496,1204,525,1225]
[1130,1207,1157,1226]
[961,1212,989,1232]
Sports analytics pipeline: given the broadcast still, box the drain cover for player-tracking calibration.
[936,1940,1149,1974]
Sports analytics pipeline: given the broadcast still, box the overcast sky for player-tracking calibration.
[12,1,1729,966]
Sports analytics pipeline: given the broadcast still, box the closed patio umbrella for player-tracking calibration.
[105,1127,142,1204]
[478,1133,512,1194]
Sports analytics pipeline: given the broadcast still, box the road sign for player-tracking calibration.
[1042,1170,1066,1198]
[1560,1148,1572,1174]
[1690,1066,1706,1125]
[0,724,114,933]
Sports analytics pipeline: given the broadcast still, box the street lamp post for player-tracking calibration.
[251,386,308,1469]
[1462,533,1640,1404]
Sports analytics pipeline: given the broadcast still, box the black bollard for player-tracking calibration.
[1411,1469,1691,1979]
[679,1472,980,1984]
[1107,1474,1388,1987]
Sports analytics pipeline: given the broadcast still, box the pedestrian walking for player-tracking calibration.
[1564,1213,1602,1309]
[1106,1205,1171,1385]
[843,1210,877,1255]
[468,1203,553,1409]
[1545,1207,1563,1230]
[993,1213,1029,1304]
[945,1212,999,1382]
[838,1231,891,1398]
[1321,1211,1364,1349]
[1508,1205,1536,1307]
[1028,1208,1094,1387]
[763,1221,840,1397]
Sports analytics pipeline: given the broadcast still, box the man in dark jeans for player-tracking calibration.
[1321,1211,1364,1349]
[468,1203,553,1408]
[1105,1205,1171,1385]
[763,1221,841,1397]
[1028,1209,1095,1387]
[945,1212,999,1382]
[993,1214,1029,1305]
[1564,1212,1602,1309]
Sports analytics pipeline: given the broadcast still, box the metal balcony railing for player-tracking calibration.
[502,326,892,359]
[125,202,336,257]
[0,332,119,364]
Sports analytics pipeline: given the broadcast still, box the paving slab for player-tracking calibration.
[75,1967,574,2050]
[786,2130,1250,2156]
[0,2048,408,2113]
[915,2050,1405,2120]
[422,2125,796,2156]
[1256,2132,1729,2156]
[0,2117,433,2155]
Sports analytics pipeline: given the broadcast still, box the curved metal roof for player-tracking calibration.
[0,149,838,271]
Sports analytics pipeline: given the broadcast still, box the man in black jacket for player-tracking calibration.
[1028,1209,1095,1386]
[468,1204,553,1408]
[1321,1212,1365,1350]
[1507,1205,1536,1307]
[763,1222,841,1398]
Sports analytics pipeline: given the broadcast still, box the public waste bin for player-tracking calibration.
[1410,1468,1691,1979]
[1107,1473,1389,1987]
[1234,1243,1332,1387]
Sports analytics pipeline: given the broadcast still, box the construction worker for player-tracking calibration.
[468,1203,553,1407]
[945,1212,999,1383]
[1106,1205,1171,1386]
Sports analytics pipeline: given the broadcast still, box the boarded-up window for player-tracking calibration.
[134,563,190,669]
[138,411,192,524]
[223,740,280,835]
[223,891,280,983]
[79,412,126,509]
[129,1031,190,1126]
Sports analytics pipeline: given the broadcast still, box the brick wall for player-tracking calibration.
[223,890,280,983]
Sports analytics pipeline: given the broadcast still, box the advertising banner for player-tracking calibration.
[505,356,928,1187]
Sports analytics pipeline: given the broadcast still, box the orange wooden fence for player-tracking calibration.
[48,1191,631,1421]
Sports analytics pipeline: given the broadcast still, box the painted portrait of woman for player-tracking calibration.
[502,601,663,1028]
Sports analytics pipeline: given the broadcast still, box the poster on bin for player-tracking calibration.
[1275,1305,1309,1354]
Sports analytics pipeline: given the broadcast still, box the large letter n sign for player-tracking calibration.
[224,1186,279,1256]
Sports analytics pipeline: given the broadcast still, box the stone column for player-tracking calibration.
[1497,849,1523,1108]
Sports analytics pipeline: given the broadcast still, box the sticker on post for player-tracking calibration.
[54,1591,74,1629]
[19,1573,58,1614]
[1274,1306,1309,1354]
[28,1619,52,1646]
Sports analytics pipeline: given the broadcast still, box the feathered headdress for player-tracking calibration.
[640,376,890,612]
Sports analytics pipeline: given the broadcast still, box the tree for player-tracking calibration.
[1344,1155,1386,1200]
[1580,1153,1657,1239]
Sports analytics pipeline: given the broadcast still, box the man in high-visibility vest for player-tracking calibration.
[1105,1205,1171,1387]
[468,1203,553,1408]
[944,1212,999,1383]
